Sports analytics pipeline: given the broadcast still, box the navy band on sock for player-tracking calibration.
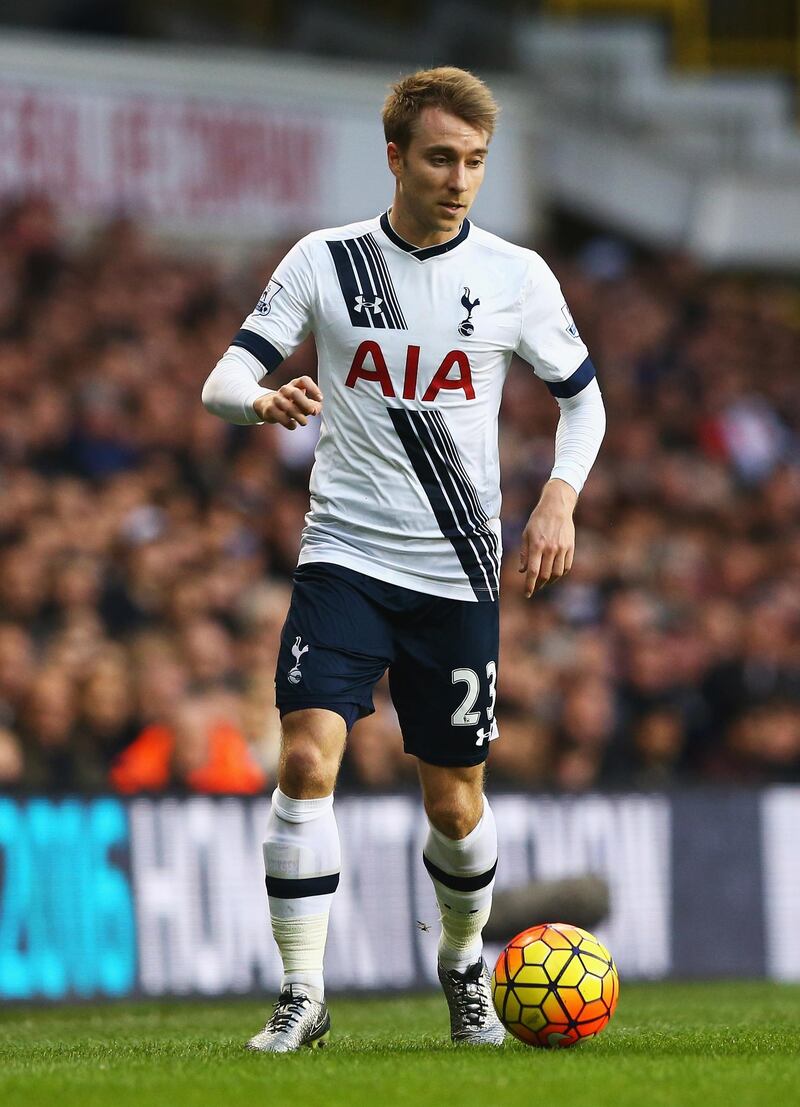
[422,854,497,893]
[265,872,340,898]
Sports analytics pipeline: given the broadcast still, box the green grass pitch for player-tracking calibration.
[1,982,798,1107]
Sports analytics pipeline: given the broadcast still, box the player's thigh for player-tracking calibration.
[275,562,392,728]
[388,597,499,769]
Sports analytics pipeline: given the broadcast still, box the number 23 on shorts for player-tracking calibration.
[451,660,498,746]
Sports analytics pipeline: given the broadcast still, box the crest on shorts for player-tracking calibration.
[288,636,309,685]
[255,278,284,316]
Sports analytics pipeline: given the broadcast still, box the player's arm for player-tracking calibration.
[516,260,606,597]
[201,238,322,430]
[519,380,605,597]
[202,349,322,430]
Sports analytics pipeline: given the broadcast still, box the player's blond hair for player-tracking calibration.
[382,66,499,150]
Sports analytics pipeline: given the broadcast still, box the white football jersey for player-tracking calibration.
[230,213,593,602]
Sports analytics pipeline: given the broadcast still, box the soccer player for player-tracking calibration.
[202,66,605,1052]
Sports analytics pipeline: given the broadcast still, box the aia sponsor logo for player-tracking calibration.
[345,341,475,402]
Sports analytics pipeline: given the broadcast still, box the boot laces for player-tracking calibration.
[267,991,311,1033]
[451,965,488,1028]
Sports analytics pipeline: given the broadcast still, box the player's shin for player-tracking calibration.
[423,796,497,972]
[263,787,341,1003]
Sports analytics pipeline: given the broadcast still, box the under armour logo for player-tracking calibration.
[475,719,499,746]
[354,295,383,315]
[288,636,309,685]
[458,287,480,337]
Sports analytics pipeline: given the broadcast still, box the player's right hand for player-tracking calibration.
[253,376,322,430]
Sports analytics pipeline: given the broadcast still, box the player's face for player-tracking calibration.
[388,107,488,247]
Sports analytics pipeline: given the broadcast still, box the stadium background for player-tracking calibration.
[1,0,799,1002]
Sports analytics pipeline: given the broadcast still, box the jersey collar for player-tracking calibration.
[379,211,470,262]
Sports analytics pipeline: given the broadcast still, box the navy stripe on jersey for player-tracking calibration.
[345,238,388,330]
[349,236,402,327]
[327,239,373,328]
[231,328,284,373]
[409,410,499,601]
[427,412,500,585]
[389,408,499,602]
[362,233,408,328]
[327,236,407,330]
[546,355,596,398]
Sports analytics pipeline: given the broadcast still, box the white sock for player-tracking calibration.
[423,797,497,973]
[263,787,340,1003]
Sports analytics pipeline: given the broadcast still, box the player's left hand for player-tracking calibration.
[519,479,578,598]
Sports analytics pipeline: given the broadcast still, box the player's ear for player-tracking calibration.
[387,141,404,180]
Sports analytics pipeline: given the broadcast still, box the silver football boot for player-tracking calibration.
[438,959,506,1045]
[246,986,331,1053]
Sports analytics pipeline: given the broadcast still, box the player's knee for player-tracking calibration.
[425,794,483,841]
[280,741,337,797]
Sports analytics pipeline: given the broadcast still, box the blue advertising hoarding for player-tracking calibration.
[0,790,798,1002]
[0,798,135,1000]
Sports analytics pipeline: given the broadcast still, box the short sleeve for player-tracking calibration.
[230,238,316,375]
[516,257,595,398]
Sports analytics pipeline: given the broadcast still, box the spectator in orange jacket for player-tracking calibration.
[110,697,266,794]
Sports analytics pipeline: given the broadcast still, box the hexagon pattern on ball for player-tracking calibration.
[491,923,619,1048]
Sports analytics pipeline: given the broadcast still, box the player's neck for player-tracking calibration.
[386,204,463,250]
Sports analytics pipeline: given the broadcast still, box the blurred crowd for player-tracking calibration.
[0,195,798,794]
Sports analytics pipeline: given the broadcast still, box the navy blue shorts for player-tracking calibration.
[275,562,500,767]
